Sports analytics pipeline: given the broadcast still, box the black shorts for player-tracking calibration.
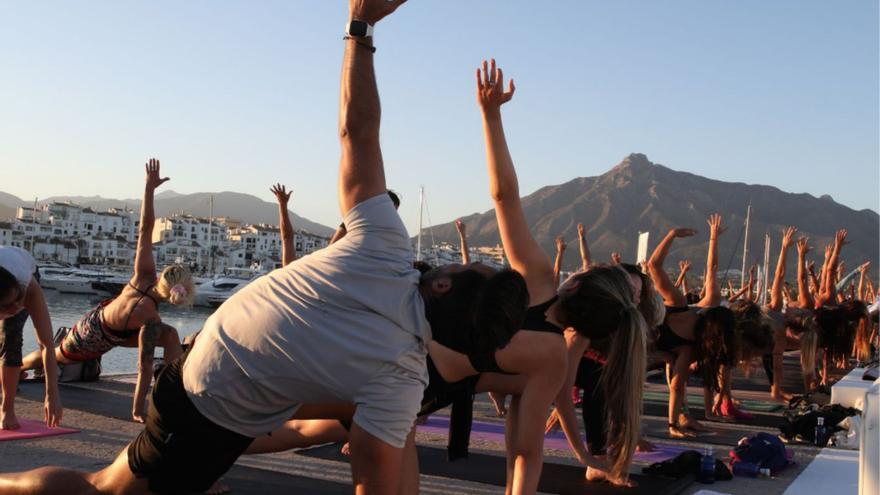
[0,309,29,368]
[127,353,254,495]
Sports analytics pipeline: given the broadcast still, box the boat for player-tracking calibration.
[193,267,265,308]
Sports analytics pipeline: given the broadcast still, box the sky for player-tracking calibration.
[1,1,877,234]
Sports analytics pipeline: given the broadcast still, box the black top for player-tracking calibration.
[655,306,696,352]
[521,296,563,335]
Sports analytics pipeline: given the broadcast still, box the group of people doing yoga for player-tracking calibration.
[0,2,876,494]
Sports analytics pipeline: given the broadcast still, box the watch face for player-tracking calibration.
[349,21,368,37]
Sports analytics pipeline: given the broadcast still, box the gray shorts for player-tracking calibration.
[0,309,29,368]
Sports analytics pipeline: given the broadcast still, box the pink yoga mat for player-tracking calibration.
[0,419,78,442]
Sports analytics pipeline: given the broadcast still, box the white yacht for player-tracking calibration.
[193,267,265,308]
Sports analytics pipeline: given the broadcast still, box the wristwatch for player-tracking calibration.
[346,20,374,38]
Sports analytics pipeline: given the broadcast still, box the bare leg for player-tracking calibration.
[1,365,22,430]
[0,445,149,495]
[246,419,348,454]
[20,346,69,372]
[350,422,403,495]
[397,426,419,495]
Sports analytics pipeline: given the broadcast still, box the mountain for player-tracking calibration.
[419,154,879,277]
[0,192,25,221]
[3,191,335,237]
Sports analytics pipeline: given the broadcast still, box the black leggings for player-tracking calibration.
[575,357,607,455]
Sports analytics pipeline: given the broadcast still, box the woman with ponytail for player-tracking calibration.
[21,159,194,423]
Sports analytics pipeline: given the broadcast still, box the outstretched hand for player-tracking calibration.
[145,158,169,190]
[781,226,797,248]
[270,183,292,205]
[349,0,407,24]
[455,219,466,235]
[476,59,516,115]
[834,229,848,248]
[707,214,726,238]
[556,235,567,252]
[859,261,871,274]
[611,252,622,265]
[797,236,811,255]
[679,260,692,272]
[577,223,586,237]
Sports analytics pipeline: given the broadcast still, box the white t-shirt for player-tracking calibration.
[0,246,36,288]
[183,194,430,447]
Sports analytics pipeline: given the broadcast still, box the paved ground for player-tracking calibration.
[0,354,857,494]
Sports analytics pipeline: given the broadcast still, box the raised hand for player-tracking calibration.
[556,235,567,252]
[781,226,797,248]
[455,219,466,236]
[824,243,833,260]
[476,59,516,115]
[807,261,816,275]
[670,228,697,238]
[679,260,692,272]
[349,0,407,24]
[859,261,871,274]
[611,252,621,265]
[577,223,585,238]
[707,214,726,238]
[834,229,848,247]
[270,183,292,205]
[145,158,169,190]
[797,236,811,255]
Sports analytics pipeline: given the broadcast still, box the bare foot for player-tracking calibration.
[679,415,707,431]
[341,442,351,456]
[205,480,230,494]
[636,438,656,453]
[668,425,696,439]
[585,467,638,487]
[0,410,21,430]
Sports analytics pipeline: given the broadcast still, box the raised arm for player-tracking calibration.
[745,265,757,302]
[477,59,555,302]
[553,235,566,287]
[577,223,591,272]
[133,159,168,285]
[817,229,847,306]
[697,214,725,307]
[647,228,696,307]
[271,184,296,266]
[796,237,815,309]
[23,280,62,427]
[768,227,797,311]
[455,220,470,265]
[858,262,871,302]
[674,260,691,291]
[807,260,821,301]
[818,242,833,297]
[338,1,406,216]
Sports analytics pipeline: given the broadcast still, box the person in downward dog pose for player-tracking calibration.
[20,160,192,424]
[0,247,62,430]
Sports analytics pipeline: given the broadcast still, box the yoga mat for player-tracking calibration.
[419,416,688,463]
[642,391,783,413]
[301,444,695,495]
[222,464,352,494]
[0,419,78,442]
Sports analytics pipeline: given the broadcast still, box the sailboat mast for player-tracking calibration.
[416,186,424,262]
[741,202,751,289]
[208,195,214,276]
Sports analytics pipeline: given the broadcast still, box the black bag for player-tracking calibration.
[53,327,102,382]
[642,450,733,481]
[779,396,860,442]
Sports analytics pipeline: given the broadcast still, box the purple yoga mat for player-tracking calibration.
[417,416,689,462]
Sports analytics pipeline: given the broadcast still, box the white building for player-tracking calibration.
[32,238,79,264]
[15,202,136,241]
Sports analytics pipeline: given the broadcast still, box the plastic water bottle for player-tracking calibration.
[814,417,828,447]
[732,461,761,477]
[699,446,716,484]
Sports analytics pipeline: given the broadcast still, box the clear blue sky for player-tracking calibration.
[1,1,877,233]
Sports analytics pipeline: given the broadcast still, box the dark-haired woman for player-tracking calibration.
[21,159,194,423]
[0,247,62,430]
[646,215,737,438]
[427,59,647,492]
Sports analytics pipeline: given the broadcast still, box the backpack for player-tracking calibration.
[53,327,102,382]
[730,432,791,474]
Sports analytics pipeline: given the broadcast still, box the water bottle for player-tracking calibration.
[699,446,716,484]
[814,417,828,447]
[759,468,772,477]
[732,461,760,477]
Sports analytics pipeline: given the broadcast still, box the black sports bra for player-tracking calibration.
[522,296,563,335]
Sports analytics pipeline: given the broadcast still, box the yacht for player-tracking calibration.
[193,267,265,308]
